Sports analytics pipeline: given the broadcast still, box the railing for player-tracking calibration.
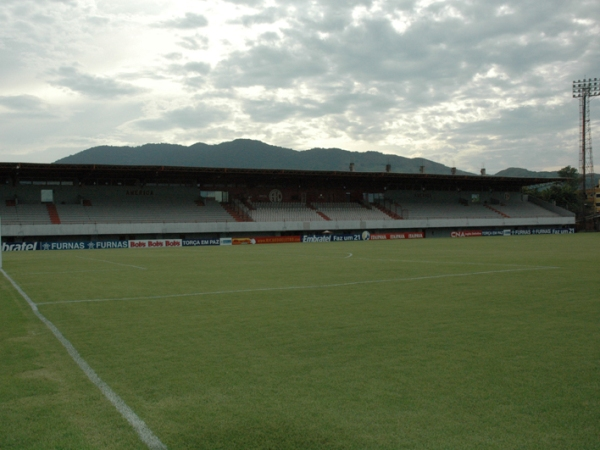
[0,213,568,227]
[0,218,238,226]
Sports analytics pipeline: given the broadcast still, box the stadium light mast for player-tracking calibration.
[572,78,599,217]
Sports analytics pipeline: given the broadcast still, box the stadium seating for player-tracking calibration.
[487,197,560,218]
[310,202,392,221]
[76,198,233,224]
[0,184,565,227]
[247,202,324,222]
[385,191,561,220]
[0,204,53,225]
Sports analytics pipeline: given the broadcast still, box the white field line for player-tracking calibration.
[351,257,559,269]
[1,269,167,450]
[271,252,556,269]
[75,256,147,270]
[17,269,125,276]
[37,266,556,306]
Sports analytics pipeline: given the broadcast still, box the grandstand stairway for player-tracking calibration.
[240,198,256,210]
[307,202,331,220]
[373,203,402,220]
[46,203,61,224]
[221,203,253,222]
[484,204,510,218]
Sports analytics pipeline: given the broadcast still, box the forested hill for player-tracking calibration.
[54,139,473,175]
[494,167,559,178]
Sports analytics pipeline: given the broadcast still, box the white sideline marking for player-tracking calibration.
[276,252,556,269]
[37,266,557,306]
[1,269,167,450]
[351,256,559,269]
[75,256,147,270]
[20,269,123,275]
[346,253,353,258]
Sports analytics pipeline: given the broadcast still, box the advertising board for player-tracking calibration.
[2,242,40,252]
[302,235,332,243]
[369,232,424,240]
[451,230,482,238]
[128,239,182,249]
[0,228,576,252]
[482,228,575,237]
[182,238,220,247]
[1,240,130,252]
[232,236,301,245]
[303,233,368,243]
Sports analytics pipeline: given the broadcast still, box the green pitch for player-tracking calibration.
[1,234,599,449]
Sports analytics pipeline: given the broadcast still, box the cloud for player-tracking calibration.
[235,7,283,26]
[177,35,209,50]
[183,62,211,74]
[0,95,45,111]
[133,103,231,131]
[50,66,146,99]
[1,0,599,171]
[0,95,55,120]
[212,39,329,89]
[241,87,395,123]
[156,13,209,29]
[454,104,576,140]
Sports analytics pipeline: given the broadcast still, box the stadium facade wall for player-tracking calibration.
[1,228,576,252]
[1,183,575,242]
[1,216,575,239]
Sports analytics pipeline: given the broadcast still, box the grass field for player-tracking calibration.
[1,234,599,449]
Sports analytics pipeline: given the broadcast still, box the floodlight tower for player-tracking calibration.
[572,78,600,213]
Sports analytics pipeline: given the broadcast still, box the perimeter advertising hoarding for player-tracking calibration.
[232,236,301,245]
[182,238,220,247]
[302,235,332,243]
[303,232,369,243]
[0,228,577,252]
[255,236,301,244]
[1,241,128,252]
[451,230,483,238]
[369,232,424,240]
[513,228,575,235]
[482,228,575,236]
[481,230,509,237]
[2,242,40,252]
[128,239,182,249]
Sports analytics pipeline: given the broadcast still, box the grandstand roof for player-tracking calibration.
[0,162,562,192]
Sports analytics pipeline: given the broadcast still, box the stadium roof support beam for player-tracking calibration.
[0,162,566,194]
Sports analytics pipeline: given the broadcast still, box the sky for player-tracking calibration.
[0,0,599,173]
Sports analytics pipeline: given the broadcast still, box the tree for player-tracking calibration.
[523,166,582,213]
[557,166,579,190]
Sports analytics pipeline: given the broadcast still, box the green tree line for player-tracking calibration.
[522,166,584,213]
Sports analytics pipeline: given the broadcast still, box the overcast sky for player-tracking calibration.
[0,0,598,173]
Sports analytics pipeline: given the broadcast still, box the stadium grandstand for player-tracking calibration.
[0,162,575,246]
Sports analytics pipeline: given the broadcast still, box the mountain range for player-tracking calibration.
[54,139,559,178]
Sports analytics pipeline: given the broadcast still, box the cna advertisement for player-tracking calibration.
[0,228,576,251]
[451,230,483,238]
